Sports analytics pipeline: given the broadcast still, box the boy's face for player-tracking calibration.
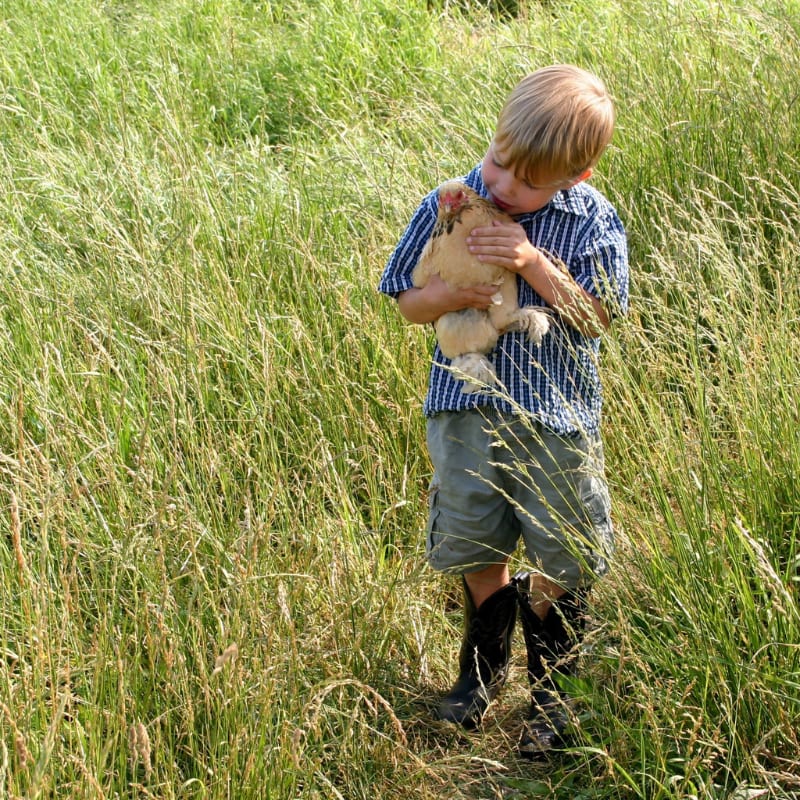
[480,142,590,216]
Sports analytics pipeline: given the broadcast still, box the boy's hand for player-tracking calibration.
[397,273,499,325]
[425,273,499,312]
[467,220,611,335]
[467,220,539,273]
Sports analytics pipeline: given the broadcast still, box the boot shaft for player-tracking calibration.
[436,575,523,729]
[457,576,520,685]
[515,573,586,686]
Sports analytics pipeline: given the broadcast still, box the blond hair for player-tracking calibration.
[493,64,615,183]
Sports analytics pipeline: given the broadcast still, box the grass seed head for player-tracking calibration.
[213,643,239,675]
[14,732,30,770]
[128,721,152,779]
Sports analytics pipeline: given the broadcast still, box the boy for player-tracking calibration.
[379,65,628,757]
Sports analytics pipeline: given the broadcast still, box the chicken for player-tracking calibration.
[411,180,551,393]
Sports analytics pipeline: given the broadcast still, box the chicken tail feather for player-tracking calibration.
[450,353,497,394]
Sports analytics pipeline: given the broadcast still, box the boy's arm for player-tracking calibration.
[380,192,501,325]
[520,250,610,336]
[467,220,616,337]
[397,274,500,325]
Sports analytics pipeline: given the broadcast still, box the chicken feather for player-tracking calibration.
[412,180,551,393]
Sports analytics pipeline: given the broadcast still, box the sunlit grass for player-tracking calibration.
[0,0,799,797]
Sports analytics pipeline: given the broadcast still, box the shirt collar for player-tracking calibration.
[515,186,593,221]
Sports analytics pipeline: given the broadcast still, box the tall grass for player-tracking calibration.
[0,0,799,797]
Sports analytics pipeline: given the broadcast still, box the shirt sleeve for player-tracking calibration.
[378,191,438,299]
[571,202,629,319]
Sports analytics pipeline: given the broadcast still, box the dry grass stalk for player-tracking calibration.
[9,490,27,586]
[2,700,30,771]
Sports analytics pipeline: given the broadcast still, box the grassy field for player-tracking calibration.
[1,0,799,797]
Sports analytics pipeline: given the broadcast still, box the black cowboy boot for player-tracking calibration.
[435,576,521,729]
[516,572,586,758]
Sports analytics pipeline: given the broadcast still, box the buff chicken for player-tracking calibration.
[411,180,551,393]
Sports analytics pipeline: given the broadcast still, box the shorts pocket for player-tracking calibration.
[578,471,615,572]
[425,475,439,552]
[425,477,442,559]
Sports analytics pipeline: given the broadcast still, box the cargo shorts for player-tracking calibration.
[425,408,614,588]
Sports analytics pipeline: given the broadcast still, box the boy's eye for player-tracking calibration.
[493,158,538,189]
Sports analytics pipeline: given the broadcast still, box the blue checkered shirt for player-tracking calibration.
[378,165,629,436]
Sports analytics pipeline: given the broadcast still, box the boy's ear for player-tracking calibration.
[569,168,593,187]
